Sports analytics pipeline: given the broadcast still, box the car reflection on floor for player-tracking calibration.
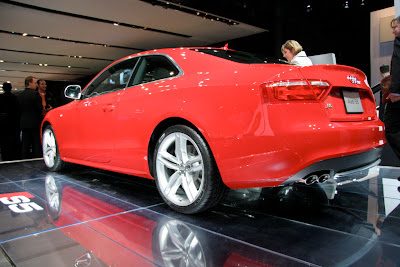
[0,160,399,266]
[42,174,298,266]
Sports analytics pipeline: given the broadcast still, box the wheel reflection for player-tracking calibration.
[158,220,205,267]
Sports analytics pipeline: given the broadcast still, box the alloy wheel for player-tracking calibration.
[42,128,57,168]
[156,132,205,207]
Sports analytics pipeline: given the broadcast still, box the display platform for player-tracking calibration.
[0,159,399,266]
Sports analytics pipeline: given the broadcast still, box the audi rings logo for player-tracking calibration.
[347,75,361,85]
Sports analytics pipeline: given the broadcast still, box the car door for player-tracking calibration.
[75,57,139,163]
[112,55,181,171]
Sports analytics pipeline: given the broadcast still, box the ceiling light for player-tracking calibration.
[22,33,28,36]
[344,1,349,8]
[0,60,3,62]
[141,0,239,26]
[306,4,312,12]
[114,23,119,26]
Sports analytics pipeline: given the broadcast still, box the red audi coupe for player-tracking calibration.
[41,47,385,214]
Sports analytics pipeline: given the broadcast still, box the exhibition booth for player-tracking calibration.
[0,1,400,266]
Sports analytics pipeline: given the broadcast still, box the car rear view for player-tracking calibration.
[217,61,385,188]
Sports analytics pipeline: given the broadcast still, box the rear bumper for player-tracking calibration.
[281,147,383,185]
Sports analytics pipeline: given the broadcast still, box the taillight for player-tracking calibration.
[261,80,331,102]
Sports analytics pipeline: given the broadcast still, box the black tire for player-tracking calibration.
[153,125,228,214]
[42,125,65,171]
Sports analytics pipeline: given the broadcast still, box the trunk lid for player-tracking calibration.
[298,65,377,122]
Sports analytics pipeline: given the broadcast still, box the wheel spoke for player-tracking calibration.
[45,150,55,167]
[49,193,59,209]
[187,253,204,267]
[161,249,183,261]
[186,155,201,166]
[48,132,56,147]
[166,222,185,249]
[164,172,182,197]
[181,174,198,202]
[157,151,179,170]
[183,232,196,250]
[175,133,189,163]
[187,164,202,173]
[44,146,54,156]
[46,183,57,195]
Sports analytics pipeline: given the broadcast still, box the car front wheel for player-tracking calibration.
[154,125,228,214]
[42,125,65,171]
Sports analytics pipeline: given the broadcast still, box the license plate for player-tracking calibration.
[342,90,363,114]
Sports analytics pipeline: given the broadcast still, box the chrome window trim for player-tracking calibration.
[82,53,184,99]
[128,53,184,87]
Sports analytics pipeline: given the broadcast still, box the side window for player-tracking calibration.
[84,58,139,97]
[129,55,179,86]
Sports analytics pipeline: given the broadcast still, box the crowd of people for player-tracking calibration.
[0,76,57,161]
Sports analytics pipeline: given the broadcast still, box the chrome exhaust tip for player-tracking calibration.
[318,174,330,183]
[305,175,319,185]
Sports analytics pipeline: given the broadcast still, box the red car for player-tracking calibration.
[41,47,385,214]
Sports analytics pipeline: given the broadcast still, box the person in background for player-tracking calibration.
[384,16,400,161]
[380,64,392,119]
[37,79,58,118]
[0,82,20,160]
[17,76,43,159]
[281,40,313,66]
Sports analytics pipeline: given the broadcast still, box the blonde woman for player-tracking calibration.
[281,40,313,66]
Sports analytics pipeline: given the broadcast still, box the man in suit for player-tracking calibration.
[17,76,43,159]
[384,17,400,161]
[0,82,20,160]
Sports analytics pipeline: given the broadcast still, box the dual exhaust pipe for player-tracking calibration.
[303,173,330,185]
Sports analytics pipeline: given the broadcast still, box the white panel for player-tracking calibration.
[309,53,336,65]
[370,7,395,88]
[382,178,400,216]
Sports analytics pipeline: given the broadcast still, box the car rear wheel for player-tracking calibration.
[154,125,228,214]
[42,125,65,171]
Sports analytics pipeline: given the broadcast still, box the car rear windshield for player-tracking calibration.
[191,49,286,64]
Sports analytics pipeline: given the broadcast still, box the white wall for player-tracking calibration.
[370,6,395,88]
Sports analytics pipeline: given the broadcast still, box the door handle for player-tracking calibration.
[103,104,115,112]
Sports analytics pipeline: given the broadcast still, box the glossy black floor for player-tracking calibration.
[0,159,399,266]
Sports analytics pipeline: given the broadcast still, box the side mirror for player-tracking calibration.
[64,85,82,100]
